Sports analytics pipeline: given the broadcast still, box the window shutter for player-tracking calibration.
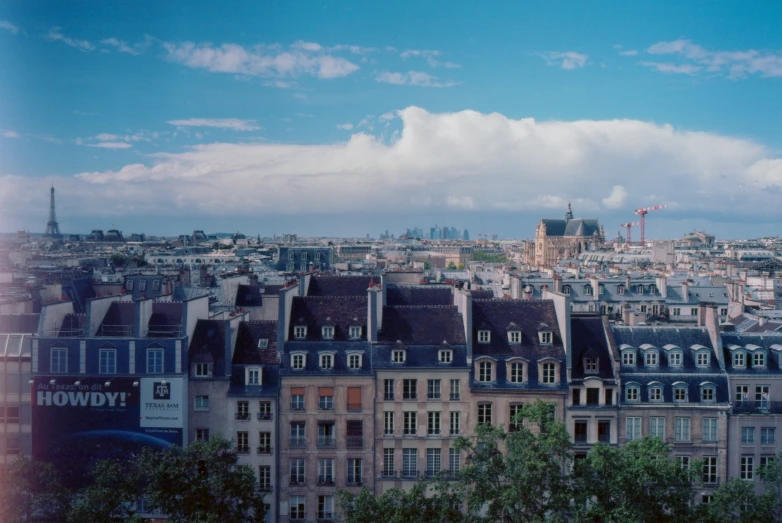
[347,387,361,409]
[319,387,334,396]
[291,387,305,395]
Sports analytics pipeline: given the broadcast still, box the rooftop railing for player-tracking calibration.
[733,400,782,414]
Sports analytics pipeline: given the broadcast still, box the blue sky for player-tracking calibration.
[1,1,781,238]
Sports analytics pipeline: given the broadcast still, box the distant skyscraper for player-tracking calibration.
[463,229,469,241]
[44,185,62,238]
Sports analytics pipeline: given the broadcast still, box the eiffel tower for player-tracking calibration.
[44,185,62,238]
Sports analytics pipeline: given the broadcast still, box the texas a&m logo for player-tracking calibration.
[153,381,171,400]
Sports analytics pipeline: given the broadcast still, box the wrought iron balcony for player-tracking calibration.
[235,412,250,421]
[236,446,251,455]
[257,412,273,421]
[733,400,782,414]
[318,436,336,448]
[289,437,306,448]
[346,435,363,448]
[317,476,335,486]
[257,446,272,455]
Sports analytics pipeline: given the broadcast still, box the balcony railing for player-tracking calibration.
[318,436,336,447]
[235,412,250,421]
[257,412,273,421]
[346,479,362,487]
[574,434,588,444]
[257,446,272,455]
[237,447,250,455]
[382,469,396,478]
[259,484,273,492]
[317,476,335,486]
[450,394,460,401]
[733,400,782,414]
[346,435,363,448]
[289,479,307,487]
[290,437,306,448]
[401,470,418,479]
[598,434,611,443]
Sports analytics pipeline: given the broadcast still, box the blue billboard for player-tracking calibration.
[32,376,184,474]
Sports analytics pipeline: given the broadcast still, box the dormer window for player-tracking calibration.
[636,285,644,295]
[649,385,662,402]
[563,285,571,295]
[319,353,334,369]
[674,384,688,402]
[650,285,657,295]
[438,350,453,364]
[349,326,362,340]
[477,360,493,382]
[508,331,521,344]
[294,326,307,339]
[626,384,640,402]
[701,384,716,402]
[598,284,605,295]
[508,360,526,383]
[291,353,306,370]
[584,357,598,373]
[621,351,636,366]
[540,360,558,384]
[753,352,766,367]
[584,285,593,296]
[347,353,362,370]
[733,352,746,368]
[645,351,658,366]
[696,351,710,367]
[539,331,552,345]
[668,352,682,367]
[617,285,625,295]
[478,330,491,344]
[258,338,269,349]
[392,350,406,363]
[321,326,335,340]
[194,362,211,378]
[246,367,261,386]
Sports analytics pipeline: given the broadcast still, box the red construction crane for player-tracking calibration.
[634,204,667,246]
[619,221,640,246]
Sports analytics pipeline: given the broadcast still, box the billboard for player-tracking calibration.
[32,376,184,472]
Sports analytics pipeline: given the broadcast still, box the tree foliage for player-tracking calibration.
[339,480,462,523]
[0,456,70,523]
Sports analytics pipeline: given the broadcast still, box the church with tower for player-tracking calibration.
[529,203,605,266]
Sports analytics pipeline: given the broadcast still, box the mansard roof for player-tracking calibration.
[233,321,279,365]
[374,342,468,369]
[378,305,465,345]
[279,341,373,376]
[612,325,720,373]
[471,299,563,357]
[620,374,730,404]
[307,275,373,297]
[228,363,279,397]
[189,319,229,375]
[721,332,782,375]
[235,284,264,306]
[571,315,615,380]
[289,296,367,341]
[147,302,183,338]
[386,285,453,306]
[541,218,600,237]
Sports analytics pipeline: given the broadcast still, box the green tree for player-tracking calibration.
[109,253,127,267]
[453,400,572,523]
[423,260,431,270]
[339,480,462,523]
[67,459,145,523]
[572,437,697,523]
[695,477,777,523]
[0,456,70,523]
[447,261,457,270]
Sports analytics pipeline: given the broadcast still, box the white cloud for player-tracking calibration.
[602,185,628,209]
[45,27,95,51]
[1,129,20,139]
[166,118,261,131]
[84,141,133,149]
[378,112,396,122]
[100,36,154,56]
[619,50,638,56]
[645,39,782,78]
[639,61,701,75]
[163,41,360,79]
[375,71,457,87]
[539,51,588,70]
[337,123,354,130]
[400,49,460,69]
[0,20,19,34]
[5,107,781,222]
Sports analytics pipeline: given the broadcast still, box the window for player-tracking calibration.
[403,379,417,400]
[195,395,209,410]
[349,326,362,340]
[449,448,461,474]
[754,352,766,367]
[703,418,718,442]
[403,412,416,435]
[258,401,271,420]
[290,459,306,485]
[478,330,490,343]
[258,466,271,491]
[318,458,334,485]
[347,459,362,485]
[669,352,682,366]
[319,353,334,369]
[139,279,147,291]
[736,385,749,402]
[636,285,644,295]
[691,308,698,316]
[392,350,406,363]
[674,386,688,402]
[509,404,523,431]
[426,448,441,477]
[626,386,639,402]
[321,326,334,340]
[640,305,647,314]
[741,456,754,480]
[384,379,394,400]
[650,417,665,439]
[347,353,362,369]
[318,388,334,410]
[428,412,441,435]
[237,431,249,453]
[236,401,249,420]
[575,421,588,444]
[674,418,690,442]
[586,388,599,405]
[257,338,268,349]
[541,363,556,384]
[720,307,728,316]
[598,421,611,443]
[318,423,336,447]
[450,411,460,435]
[403,449,418,477]
[291,388,305,410]
[147,349,163,374]
[347,387,362,411]
[51,347,67,373]
[6,437,19,455]
[478,403,492,425]
[626,417,641,441]
[427,380,441,400]
[384,412,394,435]
[152,279,160,291]
[584,358,598,373]
[672,307,680,316]
[258,432,271,453]
[584,285,593,296]
[510,362,524,383]
[703,457,718,484]
[246,367,260,385]
[450,379,460,400]
[99,348,116,374]
[742,426,755,445]
[126,279,134,291]
[540,331,552,344]
[196,428,209,442]
[508,331,521,344]
[756,385,770,402]
[621,351,635,366]
[696,352,710,367]
[701,386,715,402]
[617,285,625,295]
[291,353,305,370]
[761,456,775,478]
[605,388,614,406]
[195,362,210,377]
[477,361,493,382]
[572,389,581,406]
[439,350,453,363]
[645,351,658,366]
[383,449,395,476]
[677,456,691,471]
[649,386,662,402]
[733,352,746,368]
[761,427,775,445]
[293,326,307,339]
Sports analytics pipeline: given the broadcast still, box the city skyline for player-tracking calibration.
[1,1,782,238]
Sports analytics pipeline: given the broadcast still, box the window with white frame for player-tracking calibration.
[246,367,261,386]
[349,326,362,340]
[50,346,67,373]
[478,330,490,343]
[649,386,662,402]
[541,362,556,384]
[742,427,755,444]
[539,331,552,344]
[584,285,593,296]
[449,379,460,400]
[293,326,307,339]
[402,448,417,477]
[703,457,718,484]
[563,285,571,295]
[626,417,641,441]
[290,495,305,519]
[761,427,775,445]
[509,362,524,383]
[477,403,492,425]
[99,348,116,374]
[674,386,688,402]
[147,348,163,374]
[508,331,521,344]
[733,351,746,368]
[677,456,690,471]
[291,353,305,370]
[348,353,362,369]
[257,338,268,349]
[392,350,406,363]
[403,379,417,400]
[617,285,625,295]
[195,395,209,410]
[703,418,718,441]
[428,412,441,435]
[621,351,635,366]
[450,448,461,474]
[701,386,715,402]
[754,352,766,367]
[626,385,640,402]
[195,428,209,442]
[478,361,493,382]
[383,448,395,476]
[584,357,598,373]
[691,308,698,316]
[645,351,658,366]
[697,351,710,367]
[426,448,441,477]
[636,285,644,295]
[403,412,416,435]
[650,417,665,438]
[741,456,754,480]
[384,412,394,435]
[347,459,362,485]
[668,352,682,366]
[319,353,334,369]
[321,326,334,340]
[672,307,681,316]
[674,417,690,441]
[439,350,452,363]
[450,411,460,435]
[194,362,210,377]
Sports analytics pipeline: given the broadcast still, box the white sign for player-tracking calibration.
[139,377,184,429]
